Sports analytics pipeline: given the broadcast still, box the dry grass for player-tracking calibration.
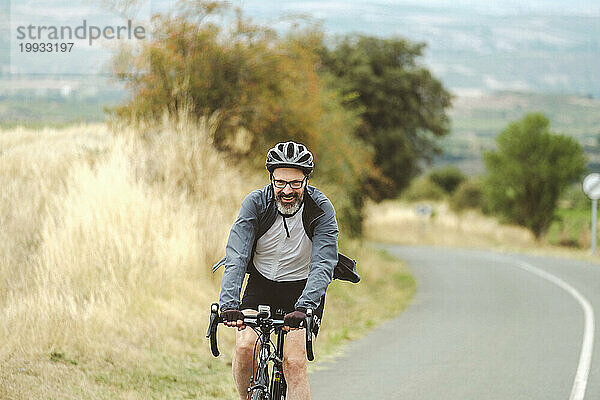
[0,124,110,301]
[0,117,248,398]
[365,200,536,248]
[364,199,600,261]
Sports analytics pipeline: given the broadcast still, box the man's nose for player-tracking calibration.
[282,185,294,194]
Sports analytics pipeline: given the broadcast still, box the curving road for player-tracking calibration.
[310,245,600,400]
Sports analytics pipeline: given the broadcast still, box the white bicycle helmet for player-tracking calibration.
[266,141,314,174]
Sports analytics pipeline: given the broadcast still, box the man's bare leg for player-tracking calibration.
[283,329,311,400]
[232,311,258,400]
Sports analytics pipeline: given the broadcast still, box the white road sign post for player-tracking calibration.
[582,173,600,255]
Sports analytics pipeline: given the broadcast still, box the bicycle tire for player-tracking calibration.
[250,388,267,400]
[252,362,269,400]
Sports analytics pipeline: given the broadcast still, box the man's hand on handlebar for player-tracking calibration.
[221,309,246,330]
[220,307,311,332]
[283,308,307,332]
[208,303,315,361]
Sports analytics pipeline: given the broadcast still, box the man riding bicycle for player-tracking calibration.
[214,141,339,400]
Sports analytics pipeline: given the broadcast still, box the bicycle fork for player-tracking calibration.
[248,331,274,398]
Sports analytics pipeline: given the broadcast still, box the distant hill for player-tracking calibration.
[238,0,600,97]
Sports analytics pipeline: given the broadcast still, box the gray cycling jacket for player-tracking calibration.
[214,183,339,311]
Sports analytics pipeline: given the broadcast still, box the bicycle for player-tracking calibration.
[206,303,315,400]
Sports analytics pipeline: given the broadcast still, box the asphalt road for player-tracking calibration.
[309,245,600,400]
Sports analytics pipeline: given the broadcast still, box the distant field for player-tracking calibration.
[0,98,112,128]
[438,91,600,174]
[4,89,600,175]
[0,77,125,129]
[242,2,600,96]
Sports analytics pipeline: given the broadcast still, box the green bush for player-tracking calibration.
[311,85,374,237]
[450,179,483,212]
[402,176,445,202]
[319,35,452,199]
[428,166,466,194]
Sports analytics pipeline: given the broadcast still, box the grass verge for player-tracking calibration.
[364,199,600,262]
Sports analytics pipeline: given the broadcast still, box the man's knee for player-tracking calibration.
[283,350,307,375]
[235,329,257,361]
[283,332,308,376]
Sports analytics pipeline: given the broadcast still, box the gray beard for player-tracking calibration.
[275,190,304,216]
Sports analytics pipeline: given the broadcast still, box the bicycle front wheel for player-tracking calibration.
[250,388,267,400]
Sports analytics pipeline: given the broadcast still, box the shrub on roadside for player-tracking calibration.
[402,176,445,201]
[450,179,484,212]
[428,166,466,194]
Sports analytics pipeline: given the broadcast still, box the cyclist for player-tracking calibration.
[214,141,339,400]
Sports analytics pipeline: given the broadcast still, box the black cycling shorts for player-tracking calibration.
[240,270,325,335]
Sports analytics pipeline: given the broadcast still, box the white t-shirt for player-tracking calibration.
[253,204,312,281]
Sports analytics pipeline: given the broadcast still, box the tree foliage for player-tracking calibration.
[428,166,466,194]
[483,113,587,238]
[402,176,445,202]
[112,3,323,153]
[319,35,453,199]
[110,2,374,236]
[450,179,484,212]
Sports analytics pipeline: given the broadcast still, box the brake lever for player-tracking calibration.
[305,308,314,361]
[206,303,219,338]
[207,303,220,357]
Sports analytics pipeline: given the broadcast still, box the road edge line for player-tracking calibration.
[516,260,595,400]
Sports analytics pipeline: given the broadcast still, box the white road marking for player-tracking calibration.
[515,260,595,400]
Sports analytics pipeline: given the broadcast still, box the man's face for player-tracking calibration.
[272,167,307,216]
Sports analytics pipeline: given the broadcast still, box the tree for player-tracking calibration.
[111,3,324,153]
[428,166,466,194]
[319,35,453,199]
[483,113,587,238]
